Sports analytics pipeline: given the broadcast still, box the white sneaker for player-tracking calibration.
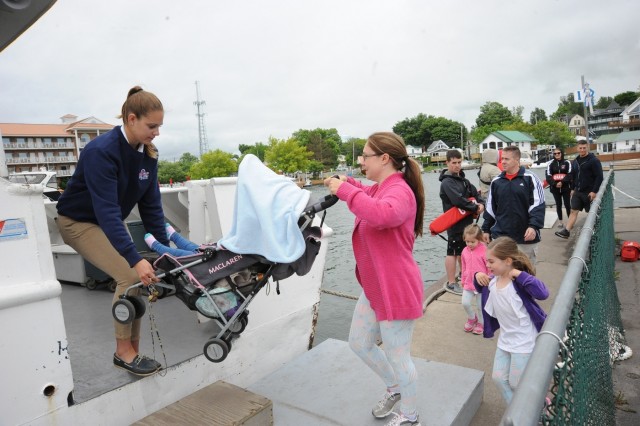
[372,392,401,419]
[384,412,421,426]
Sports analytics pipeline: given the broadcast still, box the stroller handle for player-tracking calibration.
[304,193,339,215]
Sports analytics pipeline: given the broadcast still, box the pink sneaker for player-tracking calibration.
[464,316,477,332]
[472,322,484,335]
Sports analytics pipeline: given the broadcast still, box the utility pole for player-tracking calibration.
[581,76,589,144]
[194,81,209,157]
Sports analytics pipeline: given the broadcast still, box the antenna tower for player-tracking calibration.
[194,81,209,157]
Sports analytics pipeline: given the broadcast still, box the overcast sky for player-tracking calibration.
[1,0,639,160]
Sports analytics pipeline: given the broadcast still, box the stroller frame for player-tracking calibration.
[111,194,338,363]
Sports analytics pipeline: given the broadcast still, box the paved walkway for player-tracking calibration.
[410,206,640,425]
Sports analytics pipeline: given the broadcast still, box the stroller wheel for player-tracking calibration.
[129,296,146,319]
[228,315,248,335]
[108,280,117,292]
[112,298,135,324]
[85,279,97,290]
[203,338,229,363]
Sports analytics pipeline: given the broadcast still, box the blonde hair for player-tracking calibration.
[463,223,483,241]
[367,132,425,237]
[487,236,535,275]
[118,86,163,159]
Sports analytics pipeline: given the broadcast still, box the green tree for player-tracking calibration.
[469,124,501,144]
[503,121,535,134]
[530,120,575,149]
[550,92,584,121]
[614,91,639,106]
[189,149,238,179]
[393,113,432,147]
[595,96,614,109]
[264,136,312,173]
[511,106,525,122]
[341,137,366,167]
[293,128,341,169]
[158,160,187,184]
[475,102,515,127]
[394,114,466,149]
[238,142,268,161]
[529,107,547,124]
[178,153,198,177]
[307,160,324,178]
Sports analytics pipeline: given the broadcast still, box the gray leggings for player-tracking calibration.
[57,215,141,340]
[348,293,418,415]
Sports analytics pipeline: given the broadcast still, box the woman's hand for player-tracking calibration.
[324,175,345,195]
[134,259,159,286]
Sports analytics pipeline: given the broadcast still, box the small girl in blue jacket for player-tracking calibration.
[474,236,549,404]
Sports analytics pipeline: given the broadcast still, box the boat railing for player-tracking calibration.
[501,170,626,425]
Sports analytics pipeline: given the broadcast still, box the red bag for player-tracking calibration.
[429,198,477,235]
[621,241,640,262]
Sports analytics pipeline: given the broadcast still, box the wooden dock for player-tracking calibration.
[604,158,640,170]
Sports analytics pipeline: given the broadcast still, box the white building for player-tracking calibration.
[478,131,536,154]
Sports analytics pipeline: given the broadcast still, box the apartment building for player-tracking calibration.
[1,115,114,185]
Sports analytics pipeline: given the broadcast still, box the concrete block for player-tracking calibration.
[249,338,483,426]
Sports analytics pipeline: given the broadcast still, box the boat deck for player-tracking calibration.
[60,282,220,403]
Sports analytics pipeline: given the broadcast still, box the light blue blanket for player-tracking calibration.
[217,154,312,263]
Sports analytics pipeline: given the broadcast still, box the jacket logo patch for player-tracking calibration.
[139,169,150,180]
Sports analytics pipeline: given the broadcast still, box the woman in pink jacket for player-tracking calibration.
[325,132,425,426]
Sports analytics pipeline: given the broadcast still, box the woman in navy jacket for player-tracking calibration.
[57,86,168,376]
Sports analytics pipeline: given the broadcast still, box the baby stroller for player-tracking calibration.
[112,193,338,363]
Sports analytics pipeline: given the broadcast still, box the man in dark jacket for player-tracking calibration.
[555,140,603,239]
[440,149,484,294]
[482,146,546,264]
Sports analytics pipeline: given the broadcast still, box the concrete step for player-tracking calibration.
[134,380,273,426]
[249,338,483,425]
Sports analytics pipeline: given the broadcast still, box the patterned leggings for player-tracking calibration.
[492,347,531,404]
[348,293,418,415]
[461,289,484,324]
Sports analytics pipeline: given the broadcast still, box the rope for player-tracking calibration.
[147,290,168,377]
[320,288,359,300]
[613,185,640,202]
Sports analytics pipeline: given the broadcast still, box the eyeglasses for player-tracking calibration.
[361,153,383,160]
[554,152,562,155]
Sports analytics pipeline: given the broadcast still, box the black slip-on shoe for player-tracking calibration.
[140,354,162,370]
[113,353,160,376]
[555,228,570,239]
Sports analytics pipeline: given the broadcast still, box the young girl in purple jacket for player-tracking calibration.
[325,132,425,426]
[474,236,549,404]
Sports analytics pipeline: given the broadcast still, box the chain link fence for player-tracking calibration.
[502,171,628,425]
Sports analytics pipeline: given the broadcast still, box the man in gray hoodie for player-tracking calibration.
[478,148,502,197]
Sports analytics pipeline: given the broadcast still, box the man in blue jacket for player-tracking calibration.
[555,140,603,239]
[482,146,546,264]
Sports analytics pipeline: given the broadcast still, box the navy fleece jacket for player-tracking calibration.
[57,126,169,267]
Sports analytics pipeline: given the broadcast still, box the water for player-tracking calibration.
[311,168,640,346]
